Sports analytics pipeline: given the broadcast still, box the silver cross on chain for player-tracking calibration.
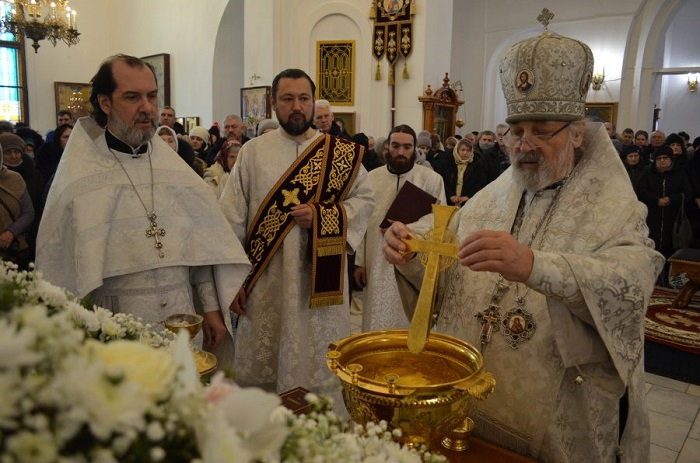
[145,212,166,258]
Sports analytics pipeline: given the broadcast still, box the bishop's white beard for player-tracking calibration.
[510,139,574,192]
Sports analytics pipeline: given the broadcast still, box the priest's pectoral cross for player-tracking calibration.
[402,204,459,354]
[145,212,166,258]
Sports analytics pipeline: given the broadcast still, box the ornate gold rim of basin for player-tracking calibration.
[327,330,494,399]
[195,350,217,377]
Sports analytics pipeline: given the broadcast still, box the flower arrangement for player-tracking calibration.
[0,262,445,463]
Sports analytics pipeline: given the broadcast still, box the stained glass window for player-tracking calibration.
[0,3,27,123]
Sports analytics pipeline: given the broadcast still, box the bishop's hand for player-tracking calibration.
[458,230,534,283]
[383,221,416,265]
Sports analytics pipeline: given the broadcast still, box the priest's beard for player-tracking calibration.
[108,111,156,148]
[279,111,313,136]
[511,140,574,192]
[386,151,416,175]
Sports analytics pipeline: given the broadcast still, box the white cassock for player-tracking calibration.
[395,123,663,463]
[219,127,374,393]
[355,164,445,331]
[37,117,251,366]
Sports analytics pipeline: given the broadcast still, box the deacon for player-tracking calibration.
[220,69,373,394]
[36,55,251,365]
[384,29,663,462]
[354,124,445,331]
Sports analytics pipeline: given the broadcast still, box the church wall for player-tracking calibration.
[212,0,245,127]
[24,0,231,134]
[104,0,230,128]
[272,0,456,141]
[656,0,700,137]
[24,0,110,134]
[452,0,644,132]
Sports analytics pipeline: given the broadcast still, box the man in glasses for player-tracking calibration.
[384,27,663,463]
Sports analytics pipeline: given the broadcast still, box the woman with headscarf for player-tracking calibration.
[0,145,35,269]
[637,145,693,284]
[434,137,489,207]
[204,138,241,198]
[0,133,44,217]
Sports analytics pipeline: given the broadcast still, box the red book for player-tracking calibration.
[379,180,439,229]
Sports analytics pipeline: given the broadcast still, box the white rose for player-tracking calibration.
[87,340,175,400]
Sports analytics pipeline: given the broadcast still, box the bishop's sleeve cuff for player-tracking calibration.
[526,250,593,324]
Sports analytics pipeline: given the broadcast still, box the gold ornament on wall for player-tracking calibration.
[317,40,355,105]
[370,0,415,85]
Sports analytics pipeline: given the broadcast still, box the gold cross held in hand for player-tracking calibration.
[402,204,459,354]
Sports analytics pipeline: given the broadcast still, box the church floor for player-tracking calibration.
[349,292,700,463]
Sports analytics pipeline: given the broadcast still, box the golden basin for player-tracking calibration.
[327,330,495,449]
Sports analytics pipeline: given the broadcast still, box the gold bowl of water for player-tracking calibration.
[327,330,495,449]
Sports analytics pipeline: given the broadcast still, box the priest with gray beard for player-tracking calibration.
[383,30,663,462]
[354,124,445,332]
[36,55,250,368]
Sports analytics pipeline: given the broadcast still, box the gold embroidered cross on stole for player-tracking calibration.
[401,204,459,354]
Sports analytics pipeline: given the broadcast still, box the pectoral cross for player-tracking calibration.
[402,204,459,354]
[145,212,166,258]
[476,305,501,348]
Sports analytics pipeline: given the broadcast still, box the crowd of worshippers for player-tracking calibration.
[1,104,699,277]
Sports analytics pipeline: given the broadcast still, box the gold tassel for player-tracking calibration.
[375,61,381,80]
[402,61,409,79]
[389,66,395,85]
[310,295,345,308]
[317,245,345,257]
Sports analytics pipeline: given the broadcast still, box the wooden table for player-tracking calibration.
[668,249,700,309]
[431,436,535,463]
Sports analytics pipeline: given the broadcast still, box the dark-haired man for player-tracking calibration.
[219,68,373,394]
[45,109,73,143]
[37,54,251,365]
[354,124,445,332]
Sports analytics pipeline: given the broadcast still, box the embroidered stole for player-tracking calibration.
[243,134,364,307]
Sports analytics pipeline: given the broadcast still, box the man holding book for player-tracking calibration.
[353,124,445,331]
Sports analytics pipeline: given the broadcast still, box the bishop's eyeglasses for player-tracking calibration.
[504,122,572,149]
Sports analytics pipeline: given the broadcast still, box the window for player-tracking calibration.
[0,3,28,123]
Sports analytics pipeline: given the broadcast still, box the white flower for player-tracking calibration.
[5,431,58,463]
[150,447,166,461]
[54,352,150,440]
[0,317,41,368]
[203,373,289,460]
[87,340,176,401]
[90,448,118,463]
[146,421,166,441]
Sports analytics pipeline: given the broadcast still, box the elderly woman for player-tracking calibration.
[204,139,241,198]
[637,145,693,285]
[0,145,35,269]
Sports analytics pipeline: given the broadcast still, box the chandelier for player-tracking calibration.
[0,0,79,53]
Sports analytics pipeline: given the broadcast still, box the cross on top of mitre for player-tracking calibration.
[401,204,459,353]
[537,8,555,30]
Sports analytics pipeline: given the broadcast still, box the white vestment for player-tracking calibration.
[356,164,445,331]
[219,127,374,393]
[396,123,663,463]
[37,118,251,364]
